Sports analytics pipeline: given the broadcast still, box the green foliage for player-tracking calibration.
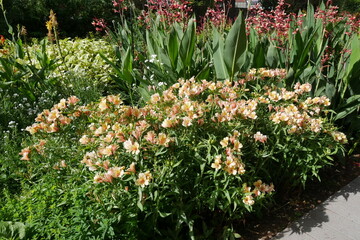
[247,1,360,140]
[0,221,26,239]
[223,13,247,81]
[9,70,345,238]
[0,1,358,239]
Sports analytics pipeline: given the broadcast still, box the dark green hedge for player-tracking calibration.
[1,0,358,39]
[0,0,114,38]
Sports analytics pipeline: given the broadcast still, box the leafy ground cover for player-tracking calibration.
[0,0,359,239]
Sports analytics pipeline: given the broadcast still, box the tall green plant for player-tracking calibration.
[213,12,247,81]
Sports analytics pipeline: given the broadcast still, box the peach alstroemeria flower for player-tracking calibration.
[136,171,152,187]
[253,132,268,143]
[123,139,140,155]
[19,147,31,161]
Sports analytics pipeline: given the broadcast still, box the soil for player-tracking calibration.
[236,154,360,240]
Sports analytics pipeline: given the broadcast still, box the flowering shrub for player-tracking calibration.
[138,0,192,28]
[247,0,359,44]
[247,0,293,41]
[17,69,346,238]
[201,0,232,30]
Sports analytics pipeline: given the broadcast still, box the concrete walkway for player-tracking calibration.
[273,176,360,240]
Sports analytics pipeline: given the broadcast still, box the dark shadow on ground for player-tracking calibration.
[273,176,360,239]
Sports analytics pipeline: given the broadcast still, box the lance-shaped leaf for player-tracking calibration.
[212,28,229,80]
[223,12,247,81]
[179,18,196,68]
[344,35,360,97]
[167,27,179,70]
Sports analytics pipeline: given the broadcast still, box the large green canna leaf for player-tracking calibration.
[344,35,360,96]
[179,18,196,68]
[266,42,278,68]
[168,27,180,70]
[122,47,133,74]
[223,12,247,81]
[305,2,315,29]
[146,30,156,57]
[253,40,266,68]
[212,28,229,80]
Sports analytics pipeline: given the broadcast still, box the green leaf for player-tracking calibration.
[344,35,360,96]
[137,188,144,211]
[146,30,156,57]
[335,95,360,120]
[224,190,231,203]
[266,42,278,68]
[121,47,133,73]
[195,63,210,80]
[138,86,151,102]
[306,2,315,28]
[224,12,247,80]
[212,28,229,80]
[325,82,336,99]
[0,221,26,239]
[253,41,266,68]
[233,233,242,239]
[179,18,196,67]
[168,27,179,70]
[158,210,172,218]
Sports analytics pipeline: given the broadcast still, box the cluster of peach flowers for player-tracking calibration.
[212,131,245,175]
[242,180,275,206]
[92,162,136,184]
[331,131,348,144]
[245,68,287,82]
[25,96,80,135]
[21,70,347,190]
[264,83,333,134]
[253,131,267,143]
[21,96,80,161]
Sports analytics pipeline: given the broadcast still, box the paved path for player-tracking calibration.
[273,176,360,240]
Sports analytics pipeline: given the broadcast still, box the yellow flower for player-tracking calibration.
[253,180,262,189]
[233,140,243,151]
[253,132,267,143]
[161,118,173,128]
[98,98,109,112]
[46,21,52,32]
[126,162,136,174]
[108,166,125,178]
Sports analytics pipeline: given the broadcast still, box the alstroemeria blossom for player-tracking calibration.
[123,139,140,155]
